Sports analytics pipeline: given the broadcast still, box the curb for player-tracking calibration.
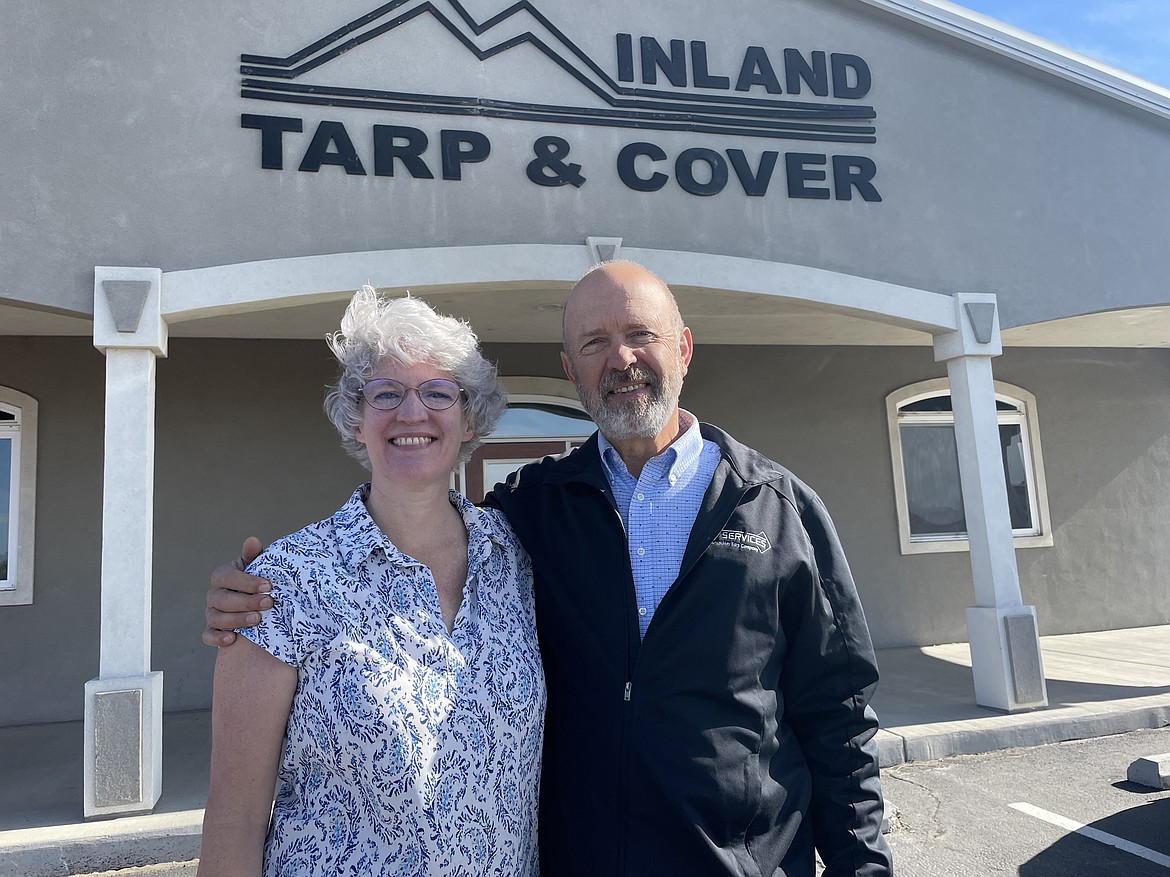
[0,810,203,877]
[878,700,1170,766]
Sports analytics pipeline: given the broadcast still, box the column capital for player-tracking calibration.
[933,292,1002,362]
[94,267,168,356]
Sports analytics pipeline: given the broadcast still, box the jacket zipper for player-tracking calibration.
[603,486,636,875]
[618,529,635,705]
[609,498,635,704]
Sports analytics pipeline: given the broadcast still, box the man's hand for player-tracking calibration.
[203,537,271,648]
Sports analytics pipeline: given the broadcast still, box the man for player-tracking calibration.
[206,262,893,876]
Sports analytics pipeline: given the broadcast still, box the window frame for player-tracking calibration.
[886,378,1052,555]
[0,387,37,605]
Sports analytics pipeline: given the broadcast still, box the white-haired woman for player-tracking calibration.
[198,287,545,877]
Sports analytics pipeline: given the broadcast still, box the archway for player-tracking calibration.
[85,242,1040,817]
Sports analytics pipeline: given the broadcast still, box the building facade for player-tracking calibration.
[1,0,1167,815]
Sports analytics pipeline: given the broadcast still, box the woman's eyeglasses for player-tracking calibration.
[359,378,466,411]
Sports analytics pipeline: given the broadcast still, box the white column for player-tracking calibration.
[85,267,168,819]
[934,294,1048,713]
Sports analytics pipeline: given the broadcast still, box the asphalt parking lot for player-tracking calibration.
[882,726,1170,876]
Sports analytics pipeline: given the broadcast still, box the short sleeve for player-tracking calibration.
[237,538,334,668]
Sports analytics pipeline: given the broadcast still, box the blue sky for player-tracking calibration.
[955,0,1170,88]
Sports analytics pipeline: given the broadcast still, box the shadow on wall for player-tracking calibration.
[1018,797,1170,876]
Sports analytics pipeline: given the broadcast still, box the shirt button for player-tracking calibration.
[636,547,646,556]
[638,607,647,616]
[636,492,645,501]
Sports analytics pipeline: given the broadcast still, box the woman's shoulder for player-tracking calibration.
[475,504,514,534]
[244,496,365,594]
[243,515,356,638]
[258,516,343,567]
[453,493,524,553]
[252,486,373,572]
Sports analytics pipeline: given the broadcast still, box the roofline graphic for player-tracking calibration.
[240,0,878,144]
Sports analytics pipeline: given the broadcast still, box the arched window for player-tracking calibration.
[886,379,1052,555]
[456,377,593,501]
[0,387,37,605]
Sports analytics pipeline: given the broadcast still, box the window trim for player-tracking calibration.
[498,377,586,411]
[0,387,37,605]
[886,378,1052,555]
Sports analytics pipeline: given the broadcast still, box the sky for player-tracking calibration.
[953,0,1170,88]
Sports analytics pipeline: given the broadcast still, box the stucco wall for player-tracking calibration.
[1,336,1166,725]
[0,339,106,727]
[0,338,367,725]
[2,0,1168,326]
[686,345,1170,646]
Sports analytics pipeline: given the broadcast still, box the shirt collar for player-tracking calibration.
[334,483,389,571]
[452,488,522,554]
[334,483,520,572]
[598,409,701,485]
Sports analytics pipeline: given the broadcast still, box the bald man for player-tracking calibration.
[206,262,893,876]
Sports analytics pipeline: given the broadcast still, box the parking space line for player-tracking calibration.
[1010,802,1170,868]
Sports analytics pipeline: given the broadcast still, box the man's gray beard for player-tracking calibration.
[578,367,682,441]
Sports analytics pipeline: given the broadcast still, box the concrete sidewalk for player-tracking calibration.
[3,625,1169,877]
[871,625,1170,766]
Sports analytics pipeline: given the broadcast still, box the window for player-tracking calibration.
[455,378,593,501]
[887,379,1051,555]
[0,387,37,605]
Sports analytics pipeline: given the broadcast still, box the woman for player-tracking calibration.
[198,287,545,877]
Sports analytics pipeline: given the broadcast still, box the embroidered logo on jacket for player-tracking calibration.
[713,529,772,553]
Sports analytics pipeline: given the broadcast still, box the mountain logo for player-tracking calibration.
[239,0,877,145]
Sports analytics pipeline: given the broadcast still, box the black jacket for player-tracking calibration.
[486,424,892,876]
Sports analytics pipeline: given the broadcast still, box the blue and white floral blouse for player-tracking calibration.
[240,484,545,877]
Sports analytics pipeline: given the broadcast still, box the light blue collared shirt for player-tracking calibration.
[598,412,721,638]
